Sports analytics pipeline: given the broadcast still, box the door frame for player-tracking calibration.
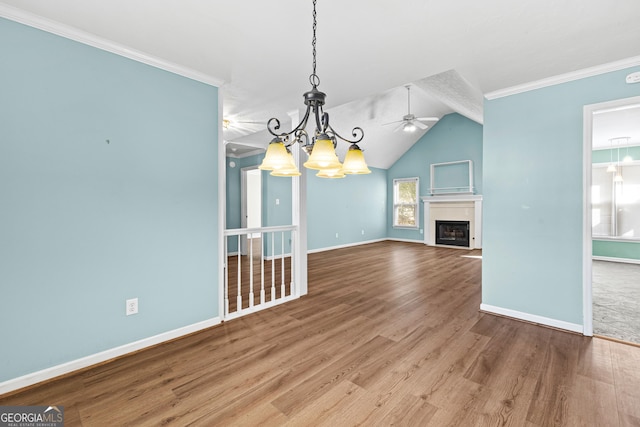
[582,95,640,336]
[240,165,261,255]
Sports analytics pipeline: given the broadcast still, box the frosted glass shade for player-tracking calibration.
[341,145,371,174]
[606,164,617,173]
[303,138,342,170]
[271,152,301,176]
[259,140,290,171]
[403,122,416,132]
[614,173,624,183]
[316,168,345,179]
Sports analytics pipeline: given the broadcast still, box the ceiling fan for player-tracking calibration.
[383,85,439,132]
[222,118,264,135]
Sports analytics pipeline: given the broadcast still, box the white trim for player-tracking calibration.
[421,195,483,202]
[264,253,292,261]
[582,95,640,337]
[0,4,224,87]
[385,238,424,244]
[429,160,474,195]
[392,177,420,229]
[583,103,594,337]
[218,90,226,325]
[0,317,221,395]
[422,195,483,249]
[485,56,640,100]
[593,255,640,265]
[307,238,387,254]
[226,148,266,159]
[480,304,583,334]
[290,109,308,297]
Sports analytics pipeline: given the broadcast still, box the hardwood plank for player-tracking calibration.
[282,380,367,426]
[611,340,640,421]
[565,374,620,427]
[526,331,584,426]
[270,335,396,417]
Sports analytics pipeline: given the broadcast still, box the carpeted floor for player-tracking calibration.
[593,260,640,344]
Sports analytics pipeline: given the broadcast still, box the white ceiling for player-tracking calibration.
[2,0,640,167]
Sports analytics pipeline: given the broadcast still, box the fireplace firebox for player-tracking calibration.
[435,220,470,247]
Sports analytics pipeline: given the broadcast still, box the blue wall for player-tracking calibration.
[387,113,483,241]
[0,18,219,382]
[483,66,640,325]
[307,167,387,251]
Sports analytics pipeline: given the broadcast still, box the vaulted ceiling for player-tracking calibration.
[2,0,640,167]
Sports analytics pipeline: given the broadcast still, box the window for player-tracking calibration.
[393,177,419,228]
[592,163,640,239]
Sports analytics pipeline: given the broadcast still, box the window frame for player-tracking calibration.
[591,162,640,241]
[393,177,419,229]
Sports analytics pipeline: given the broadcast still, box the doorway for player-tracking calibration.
[240,167,262,255]
[584,95,640,344]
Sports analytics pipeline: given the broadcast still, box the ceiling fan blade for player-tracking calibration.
[383,119,404,126]
[393,122,405,132]
[413,120,428,130]
[416,117,439,122]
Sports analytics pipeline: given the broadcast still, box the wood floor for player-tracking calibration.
[2,241,640,426]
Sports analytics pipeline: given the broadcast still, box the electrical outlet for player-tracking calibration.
[275,198,280,205]
[126,298,138,316]
[335,232,339,238]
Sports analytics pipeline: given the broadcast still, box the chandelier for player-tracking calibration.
[259,0,371,178]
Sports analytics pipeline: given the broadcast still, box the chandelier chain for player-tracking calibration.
[266,0,364,147]
[311,0,319,87]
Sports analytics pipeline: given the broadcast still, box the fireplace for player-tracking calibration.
[435,220,470,247]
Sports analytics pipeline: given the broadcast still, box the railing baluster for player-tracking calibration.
[290,230,294,296]
[281,232,285,298]
[223,225,297,318]
[248,233,254,308]
[271,232,276,301]
[224,236,229,316]
[237,234,242,311]
[260,232,265,304]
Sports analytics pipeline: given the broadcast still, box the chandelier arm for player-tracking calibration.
[314,109,327,134]
[294,129,309,146]
[267,105,313,139]
[262,0,367,174]
[326,125,365,144]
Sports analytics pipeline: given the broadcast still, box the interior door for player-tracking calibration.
[240,167,262,255]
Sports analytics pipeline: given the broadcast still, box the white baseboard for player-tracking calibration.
[0,316,221,396]
[593,256,640,265]
[480,304,583,334]
[307,238,387,254]
[386,238,424,244]
[264,253,292,261]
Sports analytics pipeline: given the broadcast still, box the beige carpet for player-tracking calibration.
[592,260,640,344]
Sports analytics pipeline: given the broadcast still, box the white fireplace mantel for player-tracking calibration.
[422,195,483,249]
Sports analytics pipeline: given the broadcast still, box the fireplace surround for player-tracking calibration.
[422,195,482,249]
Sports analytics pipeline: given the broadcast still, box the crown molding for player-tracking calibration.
[485,56,640,100]
[0,3,224,87]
